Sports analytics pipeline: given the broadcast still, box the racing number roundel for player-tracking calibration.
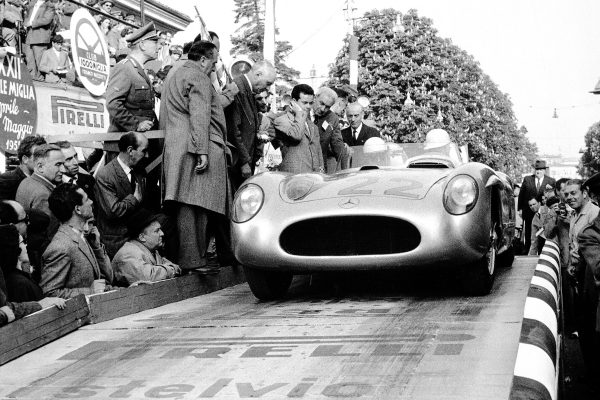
[70,9,110,96]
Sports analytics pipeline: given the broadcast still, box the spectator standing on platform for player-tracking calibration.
[94,132,148,258]
[225,60,277,188]
[55,141,96,203]
[517,160,556,254]
[39,34,72,83]
[341,103,381,146]
[272,84,323,174]
[160,41,234,274]
[1,0,25,47]
[313,87,345,173]
[112,209,180,286]
[25,0,59,81]
[0,135,47,201]
[106,22,161,133]
[41,183,112,299]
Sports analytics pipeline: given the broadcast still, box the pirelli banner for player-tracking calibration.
[34,82,108,136]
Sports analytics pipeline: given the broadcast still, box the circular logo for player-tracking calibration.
[71,9,110,96]
[0,55,38,153]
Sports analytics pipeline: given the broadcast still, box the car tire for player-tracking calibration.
[243,266,293,301]
[462,226,497,296]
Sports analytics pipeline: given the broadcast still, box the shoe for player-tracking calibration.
[194,266,220,275]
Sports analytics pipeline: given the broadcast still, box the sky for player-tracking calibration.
[168,0,600,159]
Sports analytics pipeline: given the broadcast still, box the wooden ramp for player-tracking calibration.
[0,258,538,400]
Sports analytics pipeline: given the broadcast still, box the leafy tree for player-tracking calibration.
[327,8,537,179]
[578,121,600,178]
[230,0,300,85]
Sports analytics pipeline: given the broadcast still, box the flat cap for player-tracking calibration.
[126,208,159,238]
[126,22,159,45]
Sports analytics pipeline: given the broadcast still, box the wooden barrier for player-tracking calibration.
[88,265,246,324]
[0,294,90,365]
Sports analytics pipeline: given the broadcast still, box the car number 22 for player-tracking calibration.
[338,177,422,198]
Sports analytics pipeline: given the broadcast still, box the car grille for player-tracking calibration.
[280,216,420,256]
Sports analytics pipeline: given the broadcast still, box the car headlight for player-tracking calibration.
[283,175,315,200]
[443,175,478,215]
[233,184,264,223]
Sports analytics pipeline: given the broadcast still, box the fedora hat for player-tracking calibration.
[533,159,547,169]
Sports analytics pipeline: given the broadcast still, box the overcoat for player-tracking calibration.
[160,60,231,215]
[314,110,345,173]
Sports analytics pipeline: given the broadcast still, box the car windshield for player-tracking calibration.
[346,142,464,169]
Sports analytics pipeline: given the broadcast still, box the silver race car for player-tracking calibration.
[232,137,516,300]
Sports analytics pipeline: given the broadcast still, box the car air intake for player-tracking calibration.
[280,216,420,256]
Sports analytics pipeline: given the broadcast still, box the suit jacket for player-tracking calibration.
[224,75,261,168]
[517,174,556,220]
[39,47,71,83]
[112,240,177,286]
[159,61,231,214]
[341,124,381,146]
[94,158,145,258]
[40,225,112,299]
[26,0,57,45]
[0,166,27,201]
[273,111,324,174]
[106,57,158,132]
[15,173,59,240]
[314,110,345,173]
[576,215,600,332]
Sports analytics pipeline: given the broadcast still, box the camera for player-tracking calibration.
[558,202,567,218]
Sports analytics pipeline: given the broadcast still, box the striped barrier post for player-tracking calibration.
[510,240,561,400]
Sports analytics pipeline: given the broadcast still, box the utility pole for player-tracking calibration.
[343,0,358,91]
[264,0,277,110]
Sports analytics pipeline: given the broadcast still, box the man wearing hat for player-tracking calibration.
[39,34,71,83]
[111,209,181,286]
[106,22,161,134]
[517,159,556,254]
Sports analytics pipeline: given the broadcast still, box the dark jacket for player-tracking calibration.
[577,216,600,332]
[314,110,345,173]
[0,166,27,201]
[94,158,146,258]
[517,174,556,221]
[341,124,381,146]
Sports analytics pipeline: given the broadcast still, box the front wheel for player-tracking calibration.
[243,266,293,301]
[462,226,497,296]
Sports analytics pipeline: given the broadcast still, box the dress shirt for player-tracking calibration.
[116,156,132,182]
[353,123,363,140]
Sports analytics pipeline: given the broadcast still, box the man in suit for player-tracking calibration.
[313,87,345,173]
[272,84,324,174]
[160,41,234,274]
[225,59,277,189]
[341,102,381,147]
[0,135,46,201]
[24,0,58,80]
[112,209,180,286]
[517,159,556,254]
[94,132,148,258]
[39,34,72,83]
[55,141,95,204]
[41,183,112,299]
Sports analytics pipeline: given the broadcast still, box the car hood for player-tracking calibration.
[280,168,452,202]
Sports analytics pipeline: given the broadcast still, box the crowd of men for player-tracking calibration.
[0,0,179,85]
[0,22,382,326]
[516,162,600,389]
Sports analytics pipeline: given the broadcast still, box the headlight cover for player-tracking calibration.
[283,175,316,201]
[443,175,478,215]
[233,184,264,223]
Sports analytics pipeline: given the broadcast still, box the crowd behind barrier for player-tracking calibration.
[2,18,600,397]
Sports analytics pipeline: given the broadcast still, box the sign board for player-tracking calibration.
[0,54,38,154]
[71,9,110,96]
[34,82,108,136]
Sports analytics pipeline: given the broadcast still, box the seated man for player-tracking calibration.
[41,183,113,299]
[112,209,181,286]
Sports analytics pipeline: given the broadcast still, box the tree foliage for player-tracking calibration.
[327,8,537,179]
[230,0,300,85]
[578,121,600,178]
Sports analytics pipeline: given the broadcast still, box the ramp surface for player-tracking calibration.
[0,257,537,400]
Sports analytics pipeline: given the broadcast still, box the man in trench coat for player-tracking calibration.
[159,41,234,273]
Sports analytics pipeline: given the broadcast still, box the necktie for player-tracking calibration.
[536,178,540,191]
[353,128,359,140]
[130,173,136,193]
